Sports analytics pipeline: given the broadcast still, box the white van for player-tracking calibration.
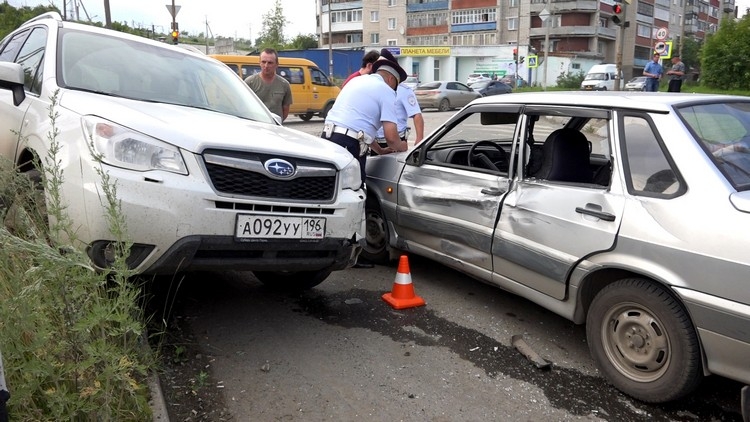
[580,64,623,91]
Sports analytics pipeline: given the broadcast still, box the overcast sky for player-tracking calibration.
[8,0,318,40]
[8,0,750,40]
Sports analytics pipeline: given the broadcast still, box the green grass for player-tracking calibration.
[0,92,154,421]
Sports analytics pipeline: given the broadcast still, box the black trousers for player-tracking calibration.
[668,79,682,92]
[321,132,366,185]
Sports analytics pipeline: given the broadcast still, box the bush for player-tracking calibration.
[0,92,153,421]
[556,70,586,89]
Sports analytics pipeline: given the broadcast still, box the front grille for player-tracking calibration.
[202,149,337,202]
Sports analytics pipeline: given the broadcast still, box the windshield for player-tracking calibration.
[678,101,750,191]
[584,73,607,81]
[58,28,273,122]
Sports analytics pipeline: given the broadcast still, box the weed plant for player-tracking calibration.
[0,92,153,421]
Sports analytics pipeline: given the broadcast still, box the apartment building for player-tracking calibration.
[316,0,736,86]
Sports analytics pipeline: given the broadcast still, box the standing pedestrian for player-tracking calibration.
[244,48,293,122]
[342,49,380,88]
[321,49,408,268]
[666,55,686,92]
[374,83,425,148]
[643,53,663,92]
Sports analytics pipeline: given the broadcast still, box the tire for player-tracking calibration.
[438,98,450,112]
[253,268,332,292]
[3,168,48,235]
[320,102,334,119]
[586,278,702,403]
[298,113,313,121]
[360,198,390,264]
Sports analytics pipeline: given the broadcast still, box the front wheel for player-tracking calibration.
[320,102,334,119]
[298,113,313,121]
[438,98,450,112]
[253,268,332,292]
[360,199,390,264]
[586,278,702,403]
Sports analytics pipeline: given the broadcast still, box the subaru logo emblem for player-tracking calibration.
[264,158,295,178]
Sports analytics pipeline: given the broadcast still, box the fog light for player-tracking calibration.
[88,241,154,270]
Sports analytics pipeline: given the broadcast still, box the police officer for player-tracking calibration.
[321,49,408,183]
[374,82,424,150]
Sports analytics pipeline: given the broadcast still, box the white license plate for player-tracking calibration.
[235,215,326,240]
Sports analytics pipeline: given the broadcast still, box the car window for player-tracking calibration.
[621,115,683,196]
[417,82,440,90]
[421,110,519,175]
[522,109,611,186]
[678,102,750,191]
[15,27,46,94]
[0,28,30,62]
[309,67,330,86]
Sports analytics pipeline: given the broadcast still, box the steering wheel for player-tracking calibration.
[468,140,507,172]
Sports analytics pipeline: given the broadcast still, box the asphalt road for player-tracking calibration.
[153,111,744,421]
[162,255,743,421]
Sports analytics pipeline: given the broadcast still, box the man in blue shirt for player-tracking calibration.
[643,53,663,92]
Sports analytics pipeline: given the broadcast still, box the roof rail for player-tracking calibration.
[24,11,63,25]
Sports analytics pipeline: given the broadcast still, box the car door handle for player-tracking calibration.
[575,206,616,221]
[481,187,506,196]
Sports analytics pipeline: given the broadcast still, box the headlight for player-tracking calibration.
[339,157,362,190]
[82,116,187,174]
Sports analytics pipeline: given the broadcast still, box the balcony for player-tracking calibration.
[530,0,599,13]
[406,0,449,12]
[451,22,497,32]
[529,25,616,39]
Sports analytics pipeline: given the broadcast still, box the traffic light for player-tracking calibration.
[171,22,179,44]
[611,1,624,26]
[513,48,518,63]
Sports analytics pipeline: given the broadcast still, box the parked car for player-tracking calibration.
[466,73,491,86]
[0,12,365,289]
[402,76,420,90]
[414,81,481,112]
[363,91,750,409]
[471,80,513,96]
[625,76,649,91]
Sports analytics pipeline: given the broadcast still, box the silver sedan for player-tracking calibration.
[414,81,481,112]
[364,91,750,412]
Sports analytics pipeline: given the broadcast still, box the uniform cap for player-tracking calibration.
[372,48,407,83]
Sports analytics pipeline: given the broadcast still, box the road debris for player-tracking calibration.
[511,334,552,370]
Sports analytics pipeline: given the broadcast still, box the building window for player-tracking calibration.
[636,23,651,38]
[387,39,398,46]
[433,58,440,80]
[507,17,518,30]
[388,18,397,30]
[388,0,396,6]
[509,0,519,6]
[346,33,363,43]
[370,11,379,22]
[371,33,380,44]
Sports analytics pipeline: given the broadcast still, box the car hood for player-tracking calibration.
[58,90,352,168]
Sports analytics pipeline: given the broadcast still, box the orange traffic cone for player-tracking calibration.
[382,255,425,309]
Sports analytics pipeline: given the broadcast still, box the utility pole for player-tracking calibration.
[327,0,333,79]
[614,2,627,91]
[542,0,551,90]
[103,0,111,28]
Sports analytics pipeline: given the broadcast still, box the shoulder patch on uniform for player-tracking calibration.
[408,95,417,106]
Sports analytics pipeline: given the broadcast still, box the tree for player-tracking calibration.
[679,37,701,79]
[0,3,59,39]
[254,0,287,50]
[700,14,750,90]
[287,33,318,50]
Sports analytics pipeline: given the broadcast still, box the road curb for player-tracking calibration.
[149,370,170,421]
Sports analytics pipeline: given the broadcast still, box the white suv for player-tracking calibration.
[0,13,365,289]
